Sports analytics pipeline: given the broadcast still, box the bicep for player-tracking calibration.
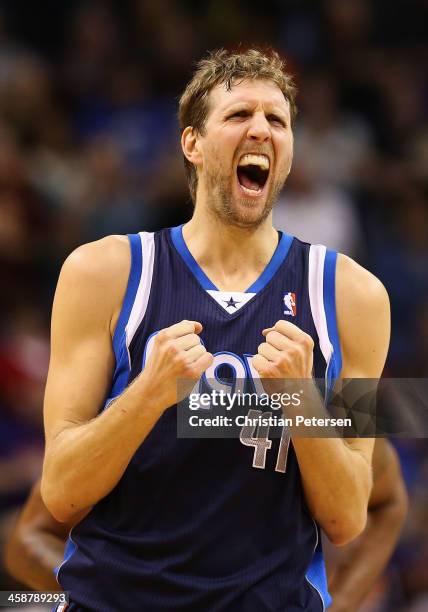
[44,242,126,444]
[44,324,114,443]
[335,255,392,464]
[336,254,390,380]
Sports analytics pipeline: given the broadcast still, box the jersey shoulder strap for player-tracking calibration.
[308,245,342,391]
[107,231,155,405]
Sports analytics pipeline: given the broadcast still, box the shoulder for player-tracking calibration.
[335,254,390,377]
[336,254,389,314]
[55,235,132,334]
[62,235,131,282]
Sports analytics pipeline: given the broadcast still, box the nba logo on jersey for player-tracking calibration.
[283,292,297,316]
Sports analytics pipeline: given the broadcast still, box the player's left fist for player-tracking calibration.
[252,320,314,379]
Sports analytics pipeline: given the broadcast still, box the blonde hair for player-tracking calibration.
[178,48,297,203]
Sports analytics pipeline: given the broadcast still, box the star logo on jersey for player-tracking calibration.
[283,292,297,316]
[224,296,240,309]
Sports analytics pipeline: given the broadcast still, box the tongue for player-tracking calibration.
[238,169,260,191]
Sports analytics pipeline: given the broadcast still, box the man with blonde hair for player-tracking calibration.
[41,48,390,610]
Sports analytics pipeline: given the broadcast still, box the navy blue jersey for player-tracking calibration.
[57,226,342,611]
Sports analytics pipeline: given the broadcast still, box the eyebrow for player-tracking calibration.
[223,104,288,120]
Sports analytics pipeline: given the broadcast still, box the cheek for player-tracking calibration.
[207,128,238,160]
[202,138,220,164]
[204,140,232,174]
[277,137,294,174]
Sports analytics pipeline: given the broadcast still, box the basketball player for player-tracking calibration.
[40,49,390,610]
[4,439,407,611]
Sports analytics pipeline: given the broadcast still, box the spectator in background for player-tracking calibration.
[293,71,372,193]
[273,148,364,259]
[0,304,47,588]
[0,0,426,608]
[370,184,428,375]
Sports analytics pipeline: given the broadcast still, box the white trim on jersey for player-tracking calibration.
[206,289,256,313]
[125,232,155,350]
[308,245,333,368]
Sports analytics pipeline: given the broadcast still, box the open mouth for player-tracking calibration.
[237,153,270,196]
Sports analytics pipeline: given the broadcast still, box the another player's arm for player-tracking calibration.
[253,254,390,545]
[42,236,212,523]
[4,480,77,590]
[328,439,408,612]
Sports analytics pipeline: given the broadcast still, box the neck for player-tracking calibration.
[183,202,279,292]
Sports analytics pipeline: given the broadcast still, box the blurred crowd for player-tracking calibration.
[0,1,427,610]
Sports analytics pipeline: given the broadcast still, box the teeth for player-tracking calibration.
[238,154,270,171]
[241,184,262,195]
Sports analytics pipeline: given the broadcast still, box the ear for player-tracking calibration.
[181,126,203,166]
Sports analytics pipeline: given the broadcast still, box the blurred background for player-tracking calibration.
[0,0,427,610]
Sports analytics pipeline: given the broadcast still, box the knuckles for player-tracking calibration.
[269,323,314,352]
[266,331,280,345]
[165,341,179,357]
[301,333,314,350]
[182,364,198,378]
[277,353,292,366]
[155,328,169,344]
[272,320,290,334]
[251,355,266,373]
[172,351,188,367]
[153,321,313,381]
[257,342,266,354]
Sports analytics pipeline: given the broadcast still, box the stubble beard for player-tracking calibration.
[204,166,285,230]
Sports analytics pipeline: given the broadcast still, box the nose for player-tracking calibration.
[246,112,271,142]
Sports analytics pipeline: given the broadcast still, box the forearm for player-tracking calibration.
[293,437,371,545]
[290,384,372,545]
[42,374,165,522]
[328,497,406,611]
[5,530,65,591]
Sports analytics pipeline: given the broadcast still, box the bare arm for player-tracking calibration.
[42,236,212,523]
[4,480,77,590]
[295,256,390,544]
[253,255,390,545]
[328,439,408,612]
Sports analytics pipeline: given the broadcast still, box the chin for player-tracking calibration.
[228,200,272,229]
[208,178,275,228]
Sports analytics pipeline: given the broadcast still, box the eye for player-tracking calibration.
[227,110,250,120]
[266,114,286,127]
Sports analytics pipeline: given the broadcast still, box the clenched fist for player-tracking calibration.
[141,320,213,411]
[252,320,314,379]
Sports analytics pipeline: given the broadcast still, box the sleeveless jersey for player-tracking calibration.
[57,226,342,611]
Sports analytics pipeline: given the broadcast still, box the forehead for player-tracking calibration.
[208,78,290,115]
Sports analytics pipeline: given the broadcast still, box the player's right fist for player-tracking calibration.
[141,320,213,411]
